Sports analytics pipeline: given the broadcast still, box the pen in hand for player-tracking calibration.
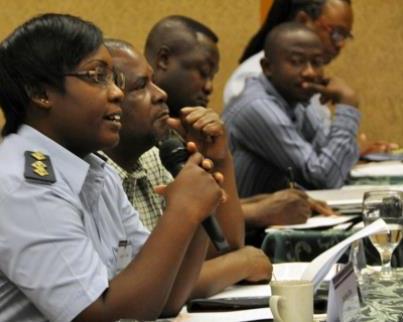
[287,166,338,216]
[287,167,295,189]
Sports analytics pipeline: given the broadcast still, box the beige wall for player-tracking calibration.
[0,0,402,146]
[0,0,260,133]
[327,0,403,146]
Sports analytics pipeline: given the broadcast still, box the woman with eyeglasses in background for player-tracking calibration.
[0,13,225,322]
[224,0,353,107]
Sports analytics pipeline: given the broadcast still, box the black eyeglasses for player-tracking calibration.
[329,26,353,44]
[64,66,125,90]
[319,21,353,45]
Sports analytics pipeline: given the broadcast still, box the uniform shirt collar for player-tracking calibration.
[18,125,105,195]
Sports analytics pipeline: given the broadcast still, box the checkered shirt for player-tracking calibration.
[102,147,173,231]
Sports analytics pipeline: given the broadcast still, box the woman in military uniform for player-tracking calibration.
[0,13,223,322]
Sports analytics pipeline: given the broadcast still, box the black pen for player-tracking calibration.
[286,168,308,191]
[287,167,295,189]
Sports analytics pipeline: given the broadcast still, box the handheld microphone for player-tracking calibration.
[159,137,230,252]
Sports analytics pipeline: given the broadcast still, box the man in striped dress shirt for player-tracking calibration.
[223,22,360,197]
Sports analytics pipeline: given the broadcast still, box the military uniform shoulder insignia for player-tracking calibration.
[24,151,56,184]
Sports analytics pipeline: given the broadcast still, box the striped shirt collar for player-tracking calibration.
[257,73,302,122]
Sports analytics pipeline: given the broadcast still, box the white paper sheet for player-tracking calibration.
[307,185,403,214]
[267,215,359,230]
[350,161,403,177]
[209,283,270,299]
[272,262,336,281]
[301,218,389,289]
[205,263,337,300]
[307,187,367,208]
[168,307,272,322]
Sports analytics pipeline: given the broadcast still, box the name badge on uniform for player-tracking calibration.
[116,240,132,273]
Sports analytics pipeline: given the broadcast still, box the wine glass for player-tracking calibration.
[362,190,403,280]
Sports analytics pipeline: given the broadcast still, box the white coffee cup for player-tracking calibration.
[270,280,313,322]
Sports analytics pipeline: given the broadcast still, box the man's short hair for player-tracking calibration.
[144,15,218,62]
[104,38,133,53]
[263,21,318,59]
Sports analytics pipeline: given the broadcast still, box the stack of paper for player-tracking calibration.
[350,160,403,178]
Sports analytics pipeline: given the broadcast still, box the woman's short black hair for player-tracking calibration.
[0,13,103,136]
[239,0,351,63]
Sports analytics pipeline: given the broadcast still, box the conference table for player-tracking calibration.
[161,265,403,322]
[260,160,403,266]
[160,161,403,322]
[355,268,403,321]
[262,224,403,266]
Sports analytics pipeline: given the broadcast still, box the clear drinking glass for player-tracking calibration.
[362,190,403,280]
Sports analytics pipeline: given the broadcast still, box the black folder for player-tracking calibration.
[187,296,270,312]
